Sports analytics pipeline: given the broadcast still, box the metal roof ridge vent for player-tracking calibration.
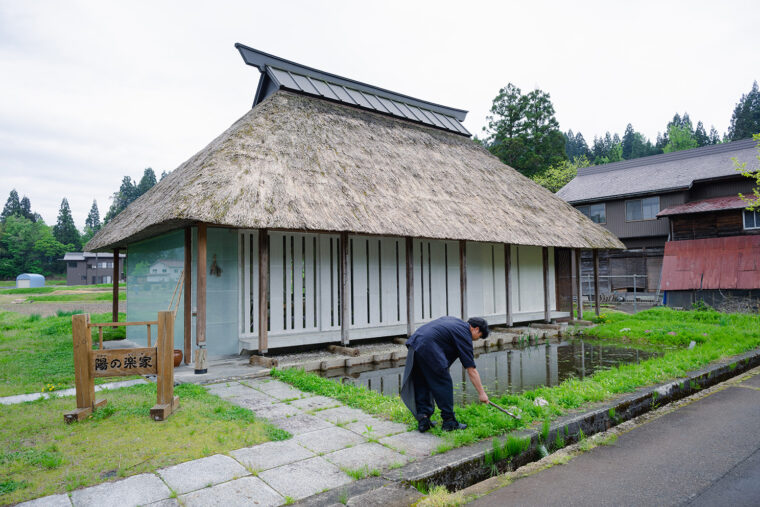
[576,137,759,177]
[235,43,470,136]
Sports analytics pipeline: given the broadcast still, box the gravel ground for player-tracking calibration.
[0,301,126,317]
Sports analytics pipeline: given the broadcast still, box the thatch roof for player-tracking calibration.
[87,91,623,251]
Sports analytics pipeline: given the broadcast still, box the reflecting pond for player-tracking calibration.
[318,341,661,406]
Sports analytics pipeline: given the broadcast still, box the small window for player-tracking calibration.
[744,209,760,230]
[577,203,606,224]
[626,196,660,221]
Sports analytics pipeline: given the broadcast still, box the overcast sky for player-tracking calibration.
[1,0,757,228]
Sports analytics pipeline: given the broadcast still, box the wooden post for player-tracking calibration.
[575,248,583,320]
[460,240,467,320]
[542,247,551,323]
[340,232,350,345]
[151,310,179,421]
[504,244,513,327]
[112,248,120,323]
[64,314,105,422]
[183,228,192,365]
[593,249,600,317]
[258,229,269,353]
[195,223,207,374]
[405,237,414,337]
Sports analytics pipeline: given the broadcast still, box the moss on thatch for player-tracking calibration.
[88,91,624,251]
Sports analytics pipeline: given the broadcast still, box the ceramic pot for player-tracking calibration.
[173,349,183,367]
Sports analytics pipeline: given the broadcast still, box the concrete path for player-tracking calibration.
[19,377,444,506]
[468,368,760,506]
[0,379,147,405]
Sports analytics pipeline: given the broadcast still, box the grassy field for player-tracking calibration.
[0,311,131,396]
[26,292,126,303]
[0,283,115,294]
[273,308,760,451]
[0,383,289,504]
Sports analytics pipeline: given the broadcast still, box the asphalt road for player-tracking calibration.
[469,369,760,506]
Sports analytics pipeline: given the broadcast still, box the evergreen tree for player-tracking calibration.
[19,196,35,222]
[727,81,760,141]
[103,176,138,224]
[484,83,566,176]
[622,124,635,159]
[1,189,21,221]
[85,200,101,232]
[708,126,721,145]
[52,198,81,250]
[137,168,157,196]
[160,170,170,180]
[695,121,709,147]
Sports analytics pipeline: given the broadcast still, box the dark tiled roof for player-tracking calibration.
[235,44,470,136]
[557,139,759,203]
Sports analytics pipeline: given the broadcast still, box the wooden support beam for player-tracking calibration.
[64,314,105,423]
[504,244,513,327]
[112,248,120,323]
[250,354,278,368]
[258,229,269,354]
[340,232,350,345]
[195,224,207,374]
[328,344,360,356]
[574,248,583,320]
[542,246,551,323]
[460,240,467,320]
[593,249,601,317]
[405,237,414,337]
[184,228,192,365]
[152,310,178,420]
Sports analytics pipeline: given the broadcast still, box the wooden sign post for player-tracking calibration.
[64,310,179,423]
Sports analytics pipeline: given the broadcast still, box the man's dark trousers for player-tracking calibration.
[411,354,455,422]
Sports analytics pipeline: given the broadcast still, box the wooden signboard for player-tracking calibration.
[64,310,179,423]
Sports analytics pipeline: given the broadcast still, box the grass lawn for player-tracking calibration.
[273,308,760,452]
[0,283,116,295]
[0,383,289,504]
[26,292,126,303]
[0,311,133,396]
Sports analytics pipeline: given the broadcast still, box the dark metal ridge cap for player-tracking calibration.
[566,186,690,205]
[235,43,468,122]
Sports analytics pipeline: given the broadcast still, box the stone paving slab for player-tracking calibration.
[17,493,72,506]
[379,431,444,458]
[230,439,315,472]
[288,394,342,411]
[294,426,367,454]
[145,500,180,507]
[251,402,300,421]
[158,454,250,494]
[204,382,260,399]
[313,406,375,425]
[271,412,335,435]
[344,417,409,438]
[179,476,284,507]
[70,473,170,507]
[258,456,352,500]
[254,379,311,400]
[324,442,408,471]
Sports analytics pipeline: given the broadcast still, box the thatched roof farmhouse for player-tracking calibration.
[88,45,622,362]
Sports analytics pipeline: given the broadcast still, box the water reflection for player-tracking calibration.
[319,341,659,406]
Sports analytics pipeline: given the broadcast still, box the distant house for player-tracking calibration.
[63,252,126,285]
[557,139,759,298]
